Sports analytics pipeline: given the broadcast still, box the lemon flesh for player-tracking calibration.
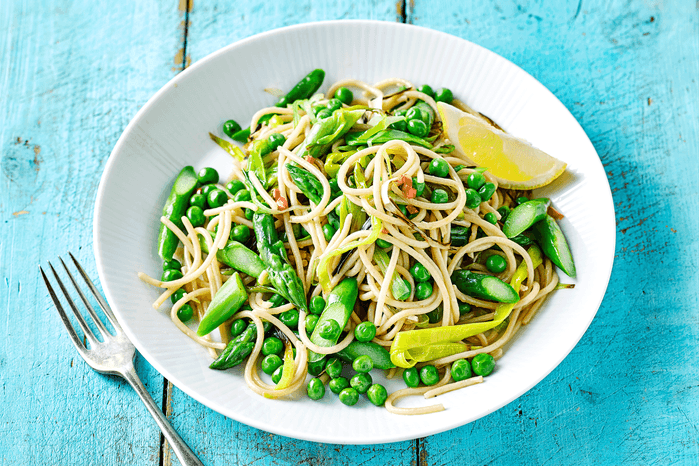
[437,102,566,190]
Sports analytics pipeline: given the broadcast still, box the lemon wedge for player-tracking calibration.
[437,102,566,190]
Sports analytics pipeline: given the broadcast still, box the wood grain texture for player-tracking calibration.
[0,0,183,464]
[410,1,699,464]
[2,0,699,464]
[184,0,401,66]
[164,3,418,465]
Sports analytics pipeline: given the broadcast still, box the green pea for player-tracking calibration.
[428,157,450,178]
[367,384,388,407]
[310,295,326,315]
[335,87,353,105]
[312,105,324,116]
[271,365,284,384]
[407,119,429,137]
[267,132,286,151]
[177,304,194,322]
[234,189,251,202]
[161,269,183,282]
[163,259,181,271]
[225,179,245,195]
[472,353,495,376]
[251,139,271,156]
[307,358,326,377]
[326,98,343,112]
[376,238,392,249]
[465,189,482,209]
[261,354,283,375]
[227,319,246,338]
[407,107,430,125]
[262,336,283,356]
[318,320,341,340]
[325,358,343,379]
[223,119,241,139]
[415,281,434,301]
[339,387,359,406]
[207,189,228,208]
[197,167,219,185]
[426,306,442,324]
[230,224,251,242]
[467,172,486,190]
[419,365,439,386]
[458,302,472,316]
[305,314,319,334]
[417,84,435,98]
[434,88,454,103]
[486,254,507,273]
[297,225,309,240]
[403,367,420,388]
[431,188,449,204]
[484,212,498,225]
[307,378,325,401]
[352,355,374,373]
[350,373,372,394]
[170,288,186,304]
[410,262,431,282]
[516,196,529,205]
[269,293,288,309]
[200,184,216,197]
[245,208,254,220]
[478,182,496,202]
[451,359,472,382]
[497,206,510,222]
[412,178,425,197]
[329,376,349,394]
[322,223,336,241]
[186,206,206,227]
[279,309,300,329]
[189,193,206,210]
[354,322,376,342]
[316,108,332,119]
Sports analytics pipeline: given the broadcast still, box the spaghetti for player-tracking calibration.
[139,76,567,413]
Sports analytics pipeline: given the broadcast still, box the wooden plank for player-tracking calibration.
[0,0,183,463]
[184,0,402,65]
[165,384,417,466]
[409,1,699,464]
[4,0,698,465]
[162,2,420,465]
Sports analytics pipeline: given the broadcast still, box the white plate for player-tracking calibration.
[94,20,615,444]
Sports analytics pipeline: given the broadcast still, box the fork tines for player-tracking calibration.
[40,253,121,352]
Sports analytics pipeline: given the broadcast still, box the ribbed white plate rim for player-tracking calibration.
[93,19,615,444]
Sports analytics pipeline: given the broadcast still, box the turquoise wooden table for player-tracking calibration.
[2,1,698,464]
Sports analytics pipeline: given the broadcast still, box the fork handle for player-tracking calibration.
[122,366,205,466]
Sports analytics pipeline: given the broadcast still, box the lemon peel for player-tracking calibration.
[438,102,566,190]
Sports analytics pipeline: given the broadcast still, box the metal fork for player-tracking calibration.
[40,253,204,466]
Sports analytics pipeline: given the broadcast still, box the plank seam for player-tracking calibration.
[159,378,169,466]
[181,0,191,72]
